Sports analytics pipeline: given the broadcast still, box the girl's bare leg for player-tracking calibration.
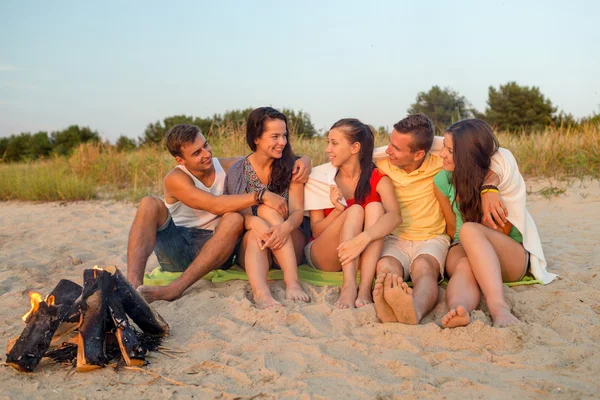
[356,202,385,307]
[441,244,480,328]
[238,230,279,309]
[459,222,527,327]
[258,206,309,303]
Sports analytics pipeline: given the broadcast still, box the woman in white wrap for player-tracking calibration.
[434,119,556,328]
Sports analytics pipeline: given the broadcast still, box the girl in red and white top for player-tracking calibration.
[306,119,402,308]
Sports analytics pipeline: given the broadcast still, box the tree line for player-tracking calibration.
[2,82,598,163]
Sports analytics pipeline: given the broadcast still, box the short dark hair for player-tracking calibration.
[393,114,434,153]
[164,124,202,158]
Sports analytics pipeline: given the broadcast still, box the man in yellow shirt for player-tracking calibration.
[373,114,449,325]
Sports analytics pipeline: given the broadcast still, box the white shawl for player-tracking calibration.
[489,148,556,284]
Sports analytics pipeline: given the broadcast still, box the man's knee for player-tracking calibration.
[219,212,244,234]
[376,256,403,275]
[411,255,440,280]
[138,196,168,226]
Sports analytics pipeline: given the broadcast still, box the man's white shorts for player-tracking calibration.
[380,234,451,281]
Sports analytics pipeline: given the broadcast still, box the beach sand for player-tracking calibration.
[1,179,599,399]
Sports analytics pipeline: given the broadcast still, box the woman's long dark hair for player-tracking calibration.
[445,119,499,223]
[330,118,375,204]
[246,107,295,195]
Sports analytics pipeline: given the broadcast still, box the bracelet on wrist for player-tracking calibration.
[481,188,499,194]
[258,187,267,204]
[481,184,499,191]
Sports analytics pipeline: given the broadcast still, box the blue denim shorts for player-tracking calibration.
[153,215,235,272]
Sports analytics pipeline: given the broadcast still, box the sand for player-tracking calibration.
[1,179,599,399]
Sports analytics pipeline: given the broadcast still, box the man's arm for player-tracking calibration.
[165,169,287,216]
[218,155,311,183]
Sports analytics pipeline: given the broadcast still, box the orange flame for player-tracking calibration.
[45,295,55,307]
[22,292,43,322]
[93,265,103,278]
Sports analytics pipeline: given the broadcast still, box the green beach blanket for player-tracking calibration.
[143,265,542,287]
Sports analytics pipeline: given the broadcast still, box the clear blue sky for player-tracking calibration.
[1,0,598,142]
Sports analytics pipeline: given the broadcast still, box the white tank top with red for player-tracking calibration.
[165,158,225,231]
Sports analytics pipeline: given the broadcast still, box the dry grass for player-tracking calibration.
[0,124,598,202]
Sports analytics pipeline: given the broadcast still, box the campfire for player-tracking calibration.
[5,266,169,373]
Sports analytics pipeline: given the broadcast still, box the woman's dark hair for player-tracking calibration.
[445,119,499,223]
[330,118,375,204]
[246,107,295,194]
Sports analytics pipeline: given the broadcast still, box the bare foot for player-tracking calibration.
[355,286,373,308]
[373,273,397,322]
[137,285,180,303]
[334,283,357,309]
[490,306,520,327]
[285,280,310,303]
[383,274,418,325]
[254,290,281,309]
[441,305,471,328]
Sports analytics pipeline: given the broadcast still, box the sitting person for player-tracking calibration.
[434,119,556,328]
[128,123,310,302]
[225,107,309,309]
[305,119,401,309]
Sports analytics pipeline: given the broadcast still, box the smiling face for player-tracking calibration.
[440,133,455,171]
[175,131,213,172]
[385,129,425,171]
[326,127,359,167]
[253,118,288,159]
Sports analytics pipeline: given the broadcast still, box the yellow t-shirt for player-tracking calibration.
[376,154,446,241]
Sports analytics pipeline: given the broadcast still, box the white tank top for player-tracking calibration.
[165,159,225,230]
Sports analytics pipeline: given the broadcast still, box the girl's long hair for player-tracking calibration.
[445,119,499,223]
[246,107,295,194]
[330,118,375,204]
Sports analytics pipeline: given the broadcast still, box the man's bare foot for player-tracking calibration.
[137,285,181,303]
[383,274,418,325]
[254,290,281,309]
[334,283,357,309]
[285,280,310,303]
[355,286,373,308]
[373,273,397,322]
[490,306,520,327]
[441,305,471,328]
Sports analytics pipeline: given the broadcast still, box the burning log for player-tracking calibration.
[104,266,169,336]
[77,268,111,372]
[5,279,82,372]
[107,292,146,366]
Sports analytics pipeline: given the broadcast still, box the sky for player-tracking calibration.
[1,0,599,142]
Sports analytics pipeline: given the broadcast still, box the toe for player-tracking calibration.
[384,273,393,289]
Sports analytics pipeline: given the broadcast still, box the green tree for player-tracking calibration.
[485,82,556,132]
[408,86,472,132]
[27,131,53,159]
[0,137,8,161]
[51,125,100,155]
[140,115,213,145]
[116,135,137,152]
[283,108,317,138]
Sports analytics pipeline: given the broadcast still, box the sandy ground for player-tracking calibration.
[0,179,599,399]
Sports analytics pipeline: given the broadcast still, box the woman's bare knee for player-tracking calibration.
[459,222,483,242]
[258,204,284,224]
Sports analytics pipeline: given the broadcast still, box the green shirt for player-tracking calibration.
[433,170,523,243]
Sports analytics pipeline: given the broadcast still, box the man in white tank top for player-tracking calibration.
[126,124,311,303]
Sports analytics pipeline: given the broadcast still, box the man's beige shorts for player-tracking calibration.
[380,234,451,281]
